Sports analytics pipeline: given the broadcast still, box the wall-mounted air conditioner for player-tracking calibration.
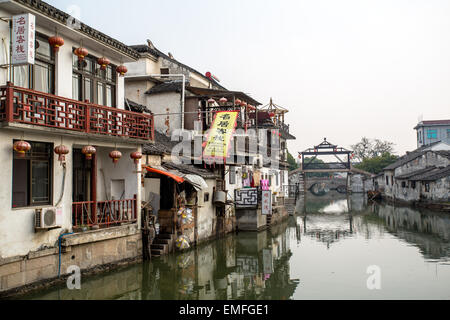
[35,208,62,231]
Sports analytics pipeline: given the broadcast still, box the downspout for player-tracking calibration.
[58,232,74,278]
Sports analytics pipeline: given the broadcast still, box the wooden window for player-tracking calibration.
[72,52,117,107]
[12,34,55,94]
[12,141,53,208]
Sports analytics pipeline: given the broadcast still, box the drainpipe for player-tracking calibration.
[149,74,186,130]
[58,233,74,278]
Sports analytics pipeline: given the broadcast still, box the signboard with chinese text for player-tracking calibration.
[203,111,239,163]
[261,190,272,215]
[12,14,36,66]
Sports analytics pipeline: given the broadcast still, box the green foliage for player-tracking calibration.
[287,151,299,172]
[354,152,398,174]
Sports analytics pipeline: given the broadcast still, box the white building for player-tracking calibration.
[0,0,154,295]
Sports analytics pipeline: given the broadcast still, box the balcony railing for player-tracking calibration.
[72,197,137,228]
[0,83,154,141]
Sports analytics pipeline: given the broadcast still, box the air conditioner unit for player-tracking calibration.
[35,208,61,231]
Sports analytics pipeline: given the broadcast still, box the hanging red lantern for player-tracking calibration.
[207,98,216,105]
[116,65,128,77]
[240,101,247,107]
[130,151,143,165]
[13,140,31,158]
[234,99,242,106]
[219,97,228,105]
[82,145,96,160]
[48,36,64,52]
[54,145,69,163]
[109,150,122,164]
[97,57,110,70]
[74,47,89,61]
[269,112,275,118]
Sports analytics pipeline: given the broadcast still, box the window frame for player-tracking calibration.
[12,141,54,208]
[12,33,55,94]
[72,52,117,107]
[427,129,438,140]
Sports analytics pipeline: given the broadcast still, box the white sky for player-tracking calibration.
[47,0,450,155]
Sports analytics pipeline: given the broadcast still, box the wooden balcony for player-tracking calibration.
[72,197,137,229]
[0,83,154,142]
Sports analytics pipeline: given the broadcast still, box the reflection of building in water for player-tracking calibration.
[136,221,299,300]
[369,204,450,260]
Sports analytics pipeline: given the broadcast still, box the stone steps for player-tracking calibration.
[150,233,175,258]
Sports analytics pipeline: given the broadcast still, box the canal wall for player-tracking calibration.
[0,225,142,298]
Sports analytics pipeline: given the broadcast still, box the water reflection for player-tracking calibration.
[20,193,450,300]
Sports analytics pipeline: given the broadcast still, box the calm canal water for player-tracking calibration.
[20,193,450,300]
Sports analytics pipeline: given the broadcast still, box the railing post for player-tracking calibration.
[5,82,14,123]
[85,100,90,133]
[133,194,137,221]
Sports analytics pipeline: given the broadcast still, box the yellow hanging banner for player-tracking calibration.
[203,111,239,161]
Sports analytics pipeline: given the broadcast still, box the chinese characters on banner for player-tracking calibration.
[261,190,272,215]
[203,111,239,163]
[12,14,36,66]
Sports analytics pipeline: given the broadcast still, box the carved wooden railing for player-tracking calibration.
[0,83,154,141]
[72,197,137,228]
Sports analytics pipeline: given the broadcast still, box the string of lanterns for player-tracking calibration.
[12,140,140,165]
[48,35,128,76]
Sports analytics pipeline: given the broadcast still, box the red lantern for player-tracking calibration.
[207,98,216,105]
[74,47,89,61]
[130,151,143,164]
[219,97,228,104]
[234,99,242,106]
[269,112,275,118]
[82,145,96,160]
[109,150,122,164]
[48,36,64,52]
[13,140,31,158]
[54,145,69,163]
[116,65,128,76]
[97,57,110,70]
[240,101,247,107]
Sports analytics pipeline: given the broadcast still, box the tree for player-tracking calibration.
[287,151,299,172]
[354,152,398,174]
[351,137,395,162]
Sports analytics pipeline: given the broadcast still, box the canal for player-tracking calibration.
[19,192,450,300]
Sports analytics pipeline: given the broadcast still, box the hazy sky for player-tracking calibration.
[47,0,450,155]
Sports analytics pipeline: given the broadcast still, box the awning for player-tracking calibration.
[143,166,185,184]
[183,174,208,191]
[143,165,209,191]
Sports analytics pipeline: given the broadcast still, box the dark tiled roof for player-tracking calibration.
[145,81,185,95]
[435,150,450,159]
[384,150,426,171]
[130,44,226,90]
[162,162,218,179]
[396,166,437,180]
[143,131,177,155]
[186,86,262,106]
[124,99,151,114]
[14,0,140,59]
[410,166,450,181]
